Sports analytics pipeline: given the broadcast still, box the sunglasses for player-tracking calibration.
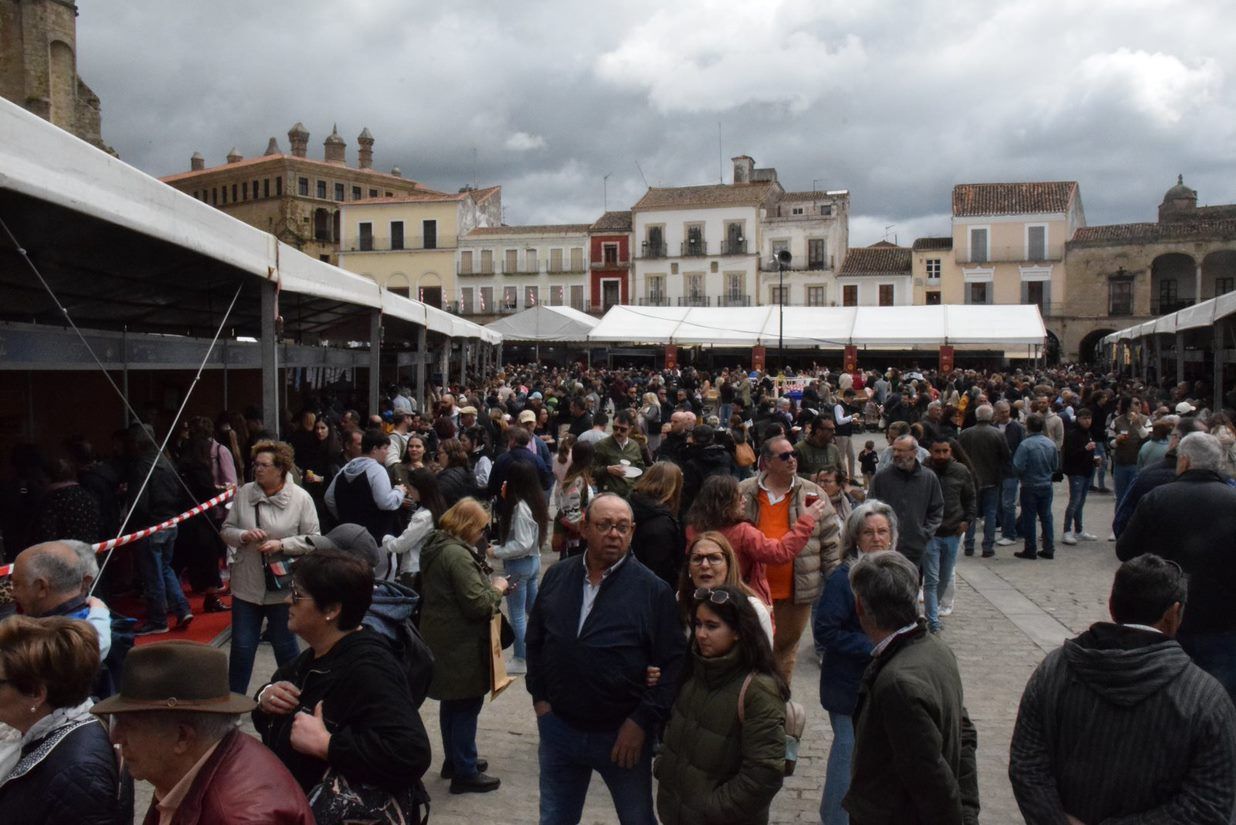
[775,450,795,462]
[693,587,732,605]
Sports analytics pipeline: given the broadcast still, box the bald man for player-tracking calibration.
[11,541,112,657]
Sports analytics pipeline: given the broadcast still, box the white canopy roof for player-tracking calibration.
[485,304,599,342]
[588,304,1045,349]
[0,98,496,342]
[1103,291,1236,345]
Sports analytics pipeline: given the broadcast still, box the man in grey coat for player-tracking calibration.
[869,436,943,568]
[958,404,1010,558]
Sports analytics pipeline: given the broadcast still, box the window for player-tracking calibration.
[1159,279,1178,309]
[878,284,895,306]
[479,286,494,312]
[769,285,789,305]
[358,222,373,251]
[570,284,585,310]
[231,184,238,203]
[1027,225,1047,261]
[771,239,789,263]
[505,249,518,273]
[819,204,832,216]
[724,222,746,255]
[211,187,218,205]
[550,248,564,273]
[221,186,227,205]
[808,239,827,269]
[333,183,344,201]
[791,206,804,215]
[1109,280,1132,315]
[460,250,473,274]
[685,273,705,304]
[926,258,941,280]
[1217,277,1235,296]
[316,180,327,199]
[645,226,665,257]
[298,177,309,196]
[647,275,666,303]
[550,285,565,305]
[263,179,270,198]
[967,282,990,305]
[570,247,584,272]
[241,181,248,200]
[502,285,517,310]
[352,186,362,201]
[423,220,437,249]
[390,221,404,251]
[526,249,539,273]
[969,227,988,263]
[275,177,283,196]
[480,249,494,274]
[369,188,379,198]
[603,243,618,265]
[525,286,540,307]
[807,285,827,306]
[1023,280,1047,312]
[726,272,744,299]
[926,290,941,305]
[684,224,705,256]
[459,287,474,315]
[843,284,858,306]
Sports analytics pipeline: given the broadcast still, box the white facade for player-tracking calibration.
[760,190,849,307]
[456,227,591,316]
[835,275,914,307]
[632,205,763,307]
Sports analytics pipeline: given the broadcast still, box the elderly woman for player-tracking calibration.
[419,498,507,793]
[0,616,133,825]
[811,499,898,825]
[222,440,321,694]
[253,549,431,822]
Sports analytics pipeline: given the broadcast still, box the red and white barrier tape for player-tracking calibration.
[0,486,236,577]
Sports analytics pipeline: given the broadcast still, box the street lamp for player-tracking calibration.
[776,249,791,373]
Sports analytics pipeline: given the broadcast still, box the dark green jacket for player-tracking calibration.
[418,529,502,701]
[795,438,843,479]
[655,648,786,825]
[846,622,980,825]
[592,434,645,497]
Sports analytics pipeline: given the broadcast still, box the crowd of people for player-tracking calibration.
[1,358,1235,824]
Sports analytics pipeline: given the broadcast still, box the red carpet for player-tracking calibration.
[111,590,232,647]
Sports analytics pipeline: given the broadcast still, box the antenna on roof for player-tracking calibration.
[884,224,895,243]
[718,122,723,183]
[635,160,649,188]
[472,147,478,190]
[603,172,612,212]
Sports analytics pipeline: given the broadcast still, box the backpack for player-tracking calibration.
[363,581,435,709]
[738,672,806,776]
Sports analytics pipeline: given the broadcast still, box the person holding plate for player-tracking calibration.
[593,409,646,498]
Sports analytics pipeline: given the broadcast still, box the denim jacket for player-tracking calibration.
[1013,433,1059,489]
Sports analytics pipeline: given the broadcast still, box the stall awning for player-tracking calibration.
[484,304,599,342]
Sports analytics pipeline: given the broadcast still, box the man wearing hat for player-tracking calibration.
[519,408,553,470]
[94,641,314,825]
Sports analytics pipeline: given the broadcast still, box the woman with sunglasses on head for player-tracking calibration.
[654,584,788,825]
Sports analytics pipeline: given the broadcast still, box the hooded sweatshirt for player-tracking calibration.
[1010,622,1236,824]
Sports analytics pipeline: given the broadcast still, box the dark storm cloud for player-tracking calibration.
[76,0,1236,245]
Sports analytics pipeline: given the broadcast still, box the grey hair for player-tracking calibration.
[842,499,900,559]
[136,711,240,744]
[975,404,994,422]
[1178,432,1223,472]
[849,551,921,630]
[23,543,84,595]
[894,434,919,450]
[928,400,942,411]
[994,400,1011,413]
[62,539,99,582]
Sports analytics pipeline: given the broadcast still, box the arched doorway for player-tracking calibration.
[1078,327,1116,364]
[1201,250,1236,299]
[417,272,443,308]
[385,273,411,298]
[1150,253,1196,314]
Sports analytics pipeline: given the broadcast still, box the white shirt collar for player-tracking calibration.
[872,621,920,657]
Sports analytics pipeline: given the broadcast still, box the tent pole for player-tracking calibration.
[1176,332,1185,386]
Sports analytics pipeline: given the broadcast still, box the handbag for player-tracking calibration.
[738,672,806,776]
[308,766,429,825]
[735,441,756,469]
[255,502,296,593]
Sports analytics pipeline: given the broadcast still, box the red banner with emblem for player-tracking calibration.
[751,346,766,373]
[664,345,678,370]
[844,345,858,373]
[939,345,955,374]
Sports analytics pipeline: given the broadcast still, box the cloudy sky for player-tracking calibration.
[77,0,1235,245]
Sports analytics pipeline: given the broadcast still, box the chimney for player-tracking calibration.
[324,124,346,164]
[226,147,243,164]
[732,155,754,184]
[288,122,309,158]
[264,137,280,156]
[190,151,204,171]
[357,127,374,169]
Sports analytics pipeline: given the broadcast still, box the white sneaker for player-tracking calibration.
[1107,533,1116,542]
[996,537,1016,546]
[506,657,527,675]
[939,604,954,617]
[1077,532,1098,541]
[1062,532,1077,545]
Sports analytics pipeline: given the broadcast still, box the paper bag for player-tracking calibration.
[490,612,514,700]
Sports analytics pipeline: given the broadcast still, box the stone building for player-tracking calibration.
[160,124,438,265]
[0,0,111,152]
[1062,176,1236,361]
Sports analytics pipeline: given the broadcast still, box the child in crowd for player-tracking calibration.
[858,440,879,489]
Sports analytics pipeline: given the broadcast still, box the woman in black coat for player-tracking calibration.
[436,439,481,508]
[629,461,686,588]
[0,616,133,825]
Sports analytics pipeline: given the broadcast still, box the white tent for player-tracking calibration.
[485,304,599,342]
[588,304,1045,350]
[1103,292,1236,345]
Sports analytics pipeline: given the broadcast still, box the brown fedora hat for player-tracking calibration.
[92,641,256,715]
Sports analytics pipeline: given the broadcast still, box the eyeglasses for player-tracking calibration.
[689,553,725,567]
[693,587,732,605]
[289,585,312,603]
[252,461,275,470]
[775,450,795,462]
[591,520,632,535]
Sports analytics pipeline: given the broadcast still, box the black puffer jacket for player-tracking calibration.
[438,465,480,508]
[630,493,684,588]
[681,444,734,506]
[0,715,133,825]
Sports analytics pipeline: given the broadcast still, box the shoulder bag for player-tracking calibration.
[738,672,806,776]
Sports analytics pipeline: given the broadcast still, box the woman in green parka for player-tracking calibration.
[418,497,507,794]
[655,584,789,824]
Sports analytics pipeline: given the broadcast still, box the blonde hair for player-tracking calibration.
[633,461,683,516]
[677,531,759,616]
[438,497,490,541]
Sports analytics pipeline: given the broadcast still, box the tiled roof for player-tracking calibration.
[466,224,591,237]
[780,190,827,201]
[633,182,777,211]
[912,236,953,251]
[952,181,1077,217]
[590,211,632,232]
[347,185,501,207]
[839,244,913,276]
[161,154,439,193]
[1069,219,1236,246]
[470,185,501,205]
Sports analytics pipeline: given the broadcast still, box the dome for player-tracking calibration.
[288,121,309,137]
[324,124,345,145]
[1163,174,1196,203]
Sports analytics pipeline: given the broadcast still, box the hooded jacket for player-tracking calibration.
[1010,623,1236,824]
[681,443,734,505]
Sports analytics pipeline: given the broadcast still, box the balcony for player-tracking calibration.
[591,258,631,269]
[458,265,495,276]
[640,296,670,307]
[678,295,712,307]
[955,246,1062,265]
[343,236,449,253]
[718,294,751,307]
[681,239,708,257]
[721,239,748,256]
[759,260,833,272]
[640,242,668,259]
[547,265,588,276]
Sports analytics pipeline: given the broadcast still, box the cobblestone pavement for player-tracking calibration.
[134,443,1125,824]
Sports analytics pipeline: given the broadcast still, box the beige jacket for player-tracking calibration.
[221,480,320,605]
[738,472,841,605]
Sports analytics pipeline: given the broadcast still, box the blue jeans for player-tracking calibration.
[228,598,300,694]
[1063,474,1090,533]
[1179,631,1236,704]
[440,695,485,778]
[719,403,733,425]
[503,553,541,660]
[1000,477,1020,540]
[1092,442,1109,489]
[922,535,960,630]
[964,486,999,553]
[138,527,190,625]
[538,711,654,825]
[1113,463,1138,509]
[1019,486,1055,556]
[820,711,854,825]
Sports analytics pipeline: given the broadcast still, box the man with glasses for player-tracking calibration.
[593,410,645,498]
[869,435,944,569]
[738,436,839,682]
[527,493,685,825]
